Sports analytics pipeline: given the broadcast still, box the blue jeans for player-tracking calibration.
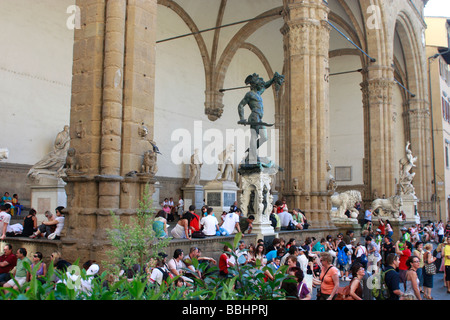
[0,272,11,283]
[387,231,393,239]
[416,266,423,287]
[216,227,229,236]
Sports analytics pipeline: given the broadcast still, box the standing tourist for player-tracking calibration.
[384,253,403,300]
[412,241,424,293]
[315,252,339,300]
[395,240,412,290]
[422,243,437,300]
[402,256,422,300]
[444,236,450,293]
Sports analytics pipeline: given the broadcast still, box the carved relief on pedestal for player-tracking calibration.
[240,172,274,225]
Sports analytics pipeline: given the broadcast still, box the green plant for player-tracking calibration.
[103,184,171,276]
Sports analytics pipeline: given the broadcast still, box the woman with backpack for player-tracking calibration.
[335,262,364,300]
[354,242,368,270]
[336,241,351,281]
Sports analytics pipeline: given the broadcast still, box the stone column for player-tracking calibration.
[63,0,158,263]
[98,0,127,210]
[406,99,433,203]
[281,0,331,227]
[361,67,396,200]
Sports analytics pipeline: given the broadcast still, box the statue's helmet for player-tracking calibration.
[245,73,259,86]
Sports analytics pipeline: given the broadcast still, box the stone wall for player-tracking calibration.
[0,163,32,205]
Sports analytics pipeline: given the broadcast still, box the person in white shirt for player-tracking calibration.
[221,211,241,235]
[167,248,193,285]
[0,204,12,240]
[279,208,301,230]
[235,240,248,265]
[297,247,309,275]
[200,208,219,236]
[149,252,170,286]
[31,206,65,240]
[177,197,184,218]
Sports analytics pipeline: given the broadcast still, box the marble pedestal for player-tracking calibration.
[182,184,204,214]
[30,176,67,224]
[238,164,277,240]
[152,181,162,211]
[400,193,419,224]
[204,180,239,219]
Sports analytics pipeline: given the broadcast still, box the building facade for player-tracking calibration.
[0,0,437,262]
[426,16,450,222]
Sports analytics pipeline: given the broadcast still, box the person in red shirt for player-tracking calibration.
[219,245,234,278]
[378,218,386,236]
[0,243,17,284]
[395,240,412,290]
[187,205,201,232]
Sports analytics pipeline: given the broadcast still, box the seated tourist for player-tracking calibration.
[30,206,65,240]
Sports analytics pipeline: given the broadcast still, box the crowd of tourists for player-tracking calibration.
[1,193,450,300]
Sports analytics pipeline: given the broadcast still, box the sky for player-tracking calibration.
[424,0,450,17]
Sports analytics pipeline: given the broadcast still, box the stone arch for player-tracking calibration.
[156,0,212,107]
[210,7,283,120]
[393,10,432,202]
[157,1,283,121]
[394,11,427,101]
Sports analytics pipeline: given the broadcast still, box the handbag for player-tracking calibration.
[192,230,206,238]
[424,261,436,275]
[47,232,57,240]
[424,251,437,275]
[335,283,352,300]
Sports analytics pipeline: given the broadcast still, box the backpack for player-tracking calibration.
[337,246,349,266]
[157,267,170,281]
[371,268,394,300]
[269,214,277,228]
[334,280,353,300]
[357,246,368,265]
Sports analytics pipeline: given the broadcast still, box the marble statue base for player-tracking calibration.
[238,163,278,240]
[152,181,162,210]
[400,193,419,224]
[182,184,204,214]
[30,175,67,224]
[204,180,239,219]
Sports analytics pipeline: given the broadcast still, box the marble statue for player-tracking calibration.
[330,190,361,219]
[187,148,202,185]
[64,148,79,171]
[398,141,417,195]
[27,125,71,181]
[0,148,8,161]
[141,149,158,175]
[215,144,235,181]
[326,160,337,192]
[237,72,284,166]
[372,195,403,219]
